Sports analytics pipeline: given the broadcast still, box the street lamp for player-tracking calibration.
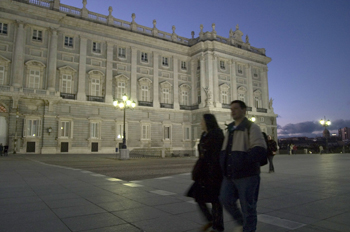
[113,94,136,149]
[319,116,331,153]
[13,108,19,154]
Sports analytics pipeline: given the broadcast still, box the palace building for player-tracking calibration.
[0,0,277,155]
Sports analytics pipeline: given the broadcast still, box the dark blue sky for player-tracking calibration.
[62,0,350,137]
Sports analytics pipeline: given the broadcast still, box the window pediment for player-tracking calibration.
[160,81,172,88]
[237,86,247,92]
[58,65,77,74]
[0,55,10,64]
[25,60,46,68]
[179,83,191,90]
[219,83,230,90]
[138,77,152,84]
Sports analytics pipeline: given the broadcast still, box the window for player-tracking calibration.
[118,47,126,58]
[62,74,72,93]
[164,126,171,140]
[260,117,265,123]
[181,90,188,105]
[91,78,100,96]
[253,68,258,77]
[162,88,170,104]
[64,36,73,48]
[90,122,99,138]
[221,90,228,104]
[141,85,148,101]
[197,60,200,70]
[184,126,191,140]
[255,97,260,108]
[142,124,150,140]
[32,29,42,42]
[0,66,4,85]
[162,57,168,66]
[117,82,125,99]
[220,60,226,70]
[28,70,40,89]
[141,52,148,62]
[0,23,8,35]
[238,64,243,74]
[60,121,71,138]
[92,42,101,53]
[181,61,187,70]
[26,119,42,137]
[239,93,245,102]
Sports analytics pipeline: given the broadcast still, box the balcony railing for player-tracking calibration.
[160,103,173,109]
[222,104,230,109]
[87,95,105,102]
[180,105,199,110]
[60,93,76,100]
[138,101,153,107]
[257,108,267,113]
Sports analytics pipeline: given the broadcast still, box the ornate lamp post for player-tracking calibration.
[319,117,331,153]
[113,94,136,150]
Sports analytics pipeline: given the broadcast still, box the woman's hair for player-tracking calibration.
[203,114,220,131]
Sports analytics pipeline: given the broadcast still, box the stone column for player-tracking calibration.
[77,36,87,101]
[130,47,137,100]
[47,28,58,92]
[105,42,113,103]
[173,57,179,110]
[191,59,196,105]
[199,55,206,108]
[212,54,221,108]
[12,21,25,88]
[246,64,254,108]
[230,60,237,101]
[262,67,269,109]
[152,52,159,108]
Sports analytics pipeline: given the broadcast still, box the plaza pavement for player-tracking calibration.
[1,153,350,232]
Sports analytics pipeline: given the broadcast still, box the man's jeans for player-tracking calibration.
[220,175,260,232]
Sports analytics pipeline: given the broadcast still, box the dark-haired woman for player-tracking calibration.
[187,114,224,232]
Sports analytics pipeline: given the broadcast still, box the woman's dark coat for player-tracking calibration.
[188,127,224,203]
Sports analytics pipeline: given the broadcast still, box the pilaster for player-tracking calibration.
[191,59,196,105]
[262,67,269,109]
[77,36,87,101]
[153,52,159,108]
[212,54,221,108]
[230,60,237,102]
[12,21,25,88]
[130,47,137,101]
[246,64,254,108]
[173,57,179,110]
[47,28,58,92]
[105,42,113,103]
[199,55,206,108]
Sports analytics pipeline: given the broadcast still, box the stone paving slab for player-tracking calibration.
[1,153,350,231]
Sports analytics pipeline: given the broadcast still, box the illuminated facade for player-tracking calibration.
[0,0,276,155]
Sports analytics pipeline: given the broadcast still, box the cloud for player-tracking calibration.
[277,119,350,138]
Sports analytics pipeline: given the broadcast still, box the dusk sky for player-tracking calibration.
[62,0,350,138]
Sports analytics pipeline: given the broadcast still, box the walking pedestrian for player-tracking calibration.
[219,100,267,232]
[186,114,224,232]
[265,134,277,173]
[319,145,324,155]
[289,143,294,155]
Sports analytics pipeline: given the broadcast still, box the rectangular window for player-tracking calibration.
[184,126,191,140]
[26,119,41,137]
[118,47,126,58]
[260,117,265,123]
[255,97,260,108]
[62,74,72,93]
[182,91,188,105]
[141,85,148,101]
[142,124,150,139]
[91,78,100,96]
[162,57,168,66]
[90,122,99,138]
[141,52,148,62]
[239,93,245,102]
[92,42,101,53]
[32,29,42,42]
[60,121,70,138]
[181,61,187,70]
[163,88,169,103]
[0,66,4,85]
[29,70,40,89]
[64,36,73,48]
[0,23,8,35]
[238,65,243,74]
[164,126,171,140]
[220,60,226,70]
[221,90,228,104]
[117,82,125,99]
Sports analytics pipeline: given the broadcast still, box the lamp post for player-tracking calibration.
[13,109,19,154]
[319,116,331,153]
[113,94,136,150]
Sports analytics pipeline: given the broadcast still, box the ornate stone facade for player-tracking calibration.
[0,0,277,155]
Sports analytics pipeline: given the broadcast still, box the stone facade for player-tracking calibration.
[0,0,277,155]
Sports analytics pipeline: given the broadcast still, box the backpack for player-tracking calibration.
[247,121,268,166]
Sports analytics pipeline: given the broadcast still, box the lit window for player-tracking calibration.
[60,121,71,137]
[26,119,42,137]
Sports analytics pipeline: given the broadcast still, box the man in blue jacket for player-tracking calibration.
[219,100,267,232]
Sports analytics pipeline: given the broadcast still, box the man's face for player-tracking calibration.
[230,103,246,121]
